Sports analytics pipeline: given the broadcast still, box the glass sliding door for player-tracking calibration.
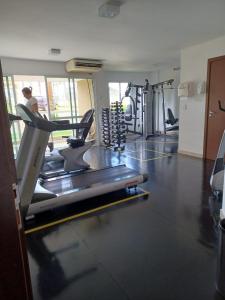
[120,82,129,99]
[12,75,49,153]
[14,75,49,118]
[69,78,77,122]
[4,75,96,151]
[109,82,120,103]
[46,77,74,147]
[4,76,23,154]
[46,78,73,120]
[74,79,94,117]
[74,79,95,138]
[108,82,128,103]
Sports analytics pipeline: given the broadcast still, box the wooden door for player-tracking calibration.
[0,61,33,299]
[204,56,225,160]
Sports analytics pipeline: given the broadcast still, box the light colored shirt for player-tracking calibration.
[25,97,38,112]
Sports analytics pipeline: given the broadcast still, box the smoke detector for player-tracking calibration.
[49,48,61,55]
[99,1,123,18]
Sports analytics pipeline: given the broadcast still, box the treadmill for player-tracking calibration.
[16,104,147,217]
[9,113,22,123]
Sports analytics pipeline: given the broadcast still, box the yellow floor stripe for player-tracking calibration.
[25,190,149,235]
[126,149,141,153]
[143,149,169,155]
[141,155,170,162]
[125,153,170,162]
[126,148,169,156]
[144,141,178,144]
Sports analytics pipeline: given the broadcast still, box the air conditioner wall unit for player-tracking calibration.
[65,58,103,73]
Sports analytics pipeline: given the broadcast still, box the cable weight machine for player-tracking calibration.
[144,79,177,139]
[121,82,144,136]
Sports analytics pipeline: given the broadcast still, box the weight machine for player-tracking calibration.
[110,78,178,141]
[144,79,178,139]
[121,82,145,136]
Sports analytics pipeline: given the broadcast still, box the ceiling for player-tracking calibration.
[0,0,225,71]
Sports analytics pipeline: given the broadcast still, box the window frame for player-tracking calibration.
[108,81,129,104]
[4,74,95,152]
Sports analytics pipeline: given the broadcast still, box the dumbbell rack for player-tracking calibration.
[102,108,112,148]
[102,102,126,151]
[111,102,126,151]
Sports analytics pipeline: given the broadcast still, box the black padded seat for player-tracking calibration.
[67,138,85,148]
[66,109,94,149]
[166,108,178,126]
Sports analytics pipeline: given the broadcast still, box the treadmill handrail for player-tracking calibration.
[16,104,90,132]
[8,113,22,121]
[53,123,90,131]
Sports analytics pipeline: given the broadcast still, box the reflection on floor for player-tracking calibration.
[26,135,223,300]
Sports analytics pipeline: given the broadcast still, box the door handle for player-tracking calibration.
[209,111,216,118]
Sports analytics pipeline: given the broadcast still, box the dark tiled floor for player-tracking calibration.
[26,135,223,300]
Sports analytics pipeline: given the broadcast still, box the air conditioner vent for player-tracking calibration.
[75,62,102,68]
[65,58,103,73]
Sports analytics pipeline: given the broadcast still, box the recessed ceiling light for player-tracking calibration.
[99,1,123,18]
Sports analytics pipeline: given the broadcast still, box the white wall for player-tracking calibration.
[179,35,225,157]
[1,57,92,78]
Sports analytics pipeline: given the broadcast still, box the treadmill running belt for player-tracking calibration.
[43,166,140,195]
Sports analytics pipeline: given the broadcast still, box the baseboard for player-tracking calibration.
[178,149,203,159]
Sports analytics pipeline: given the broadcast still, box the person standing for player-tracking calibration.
[22,87,39,113]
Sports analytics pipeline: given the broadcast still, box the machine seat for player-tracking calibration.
[65,108,94,149]
[166,108,178,126]
[67,137,85,148]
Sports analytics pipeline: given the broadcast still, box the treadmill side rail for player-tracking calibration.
[27,174,145,216]
[18,126,50,216]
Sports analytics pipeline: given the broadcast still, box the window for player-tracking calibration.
[4,75,95,152]
[46,78,74,147]
[4,76,23,153]
[75,79,94,118]
[74,79,95,140]
[108,82,128,103]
